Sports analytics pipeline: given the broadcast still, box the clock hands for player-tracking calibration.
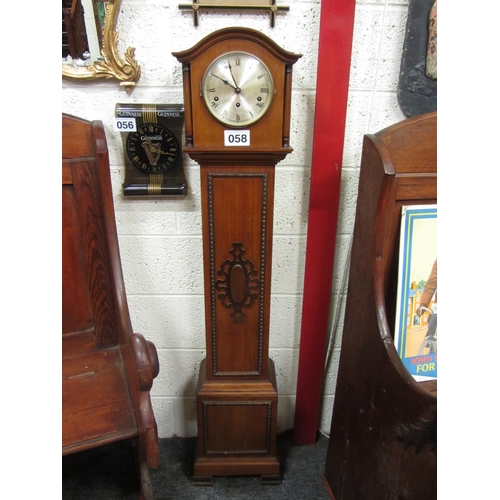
[227,62,241,93]
[210,72,241,94]
[143,143,176,156]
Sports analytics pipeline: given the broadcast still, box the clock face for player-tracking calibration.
[201,51,275,127]
[126,123,180,174]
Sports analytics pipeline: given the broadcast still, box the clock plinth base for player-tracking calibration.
[193,358,281,484]
[193,456,281,485]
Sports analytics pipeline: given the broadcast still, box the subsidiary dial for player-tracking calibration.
[201,51,275,127]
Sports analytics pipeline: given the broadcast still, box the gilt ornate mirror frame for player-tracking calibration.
[62,0,141,93]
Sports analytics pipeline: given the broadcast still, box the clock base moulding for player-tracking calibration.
[192,359,281,485]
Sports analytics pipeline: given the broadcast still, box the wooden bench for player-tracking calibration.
[323,111,437,499]
[62,113,160,499]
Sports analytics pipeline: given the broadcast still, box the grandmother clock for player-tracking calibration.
[173,28,300,484]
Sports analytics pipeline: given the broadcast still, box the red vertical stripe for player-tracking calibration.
[293,0,356,445]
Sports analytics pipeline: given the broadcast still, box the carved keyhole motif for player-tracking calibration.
[216,243,260,323]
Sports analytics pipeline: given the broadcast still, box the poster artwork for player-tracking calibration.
[394,205,437,381]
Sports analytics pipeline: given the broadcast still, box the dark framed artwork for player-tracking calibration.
[398,0,437,117]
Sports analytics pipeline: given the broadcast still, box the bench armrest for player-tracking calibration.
[130,333,160,391]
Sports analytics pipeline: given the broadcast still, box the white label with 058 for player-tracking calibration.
[224,130,250,147]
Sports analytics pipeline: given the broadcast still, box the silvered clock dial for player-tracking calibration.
[201,51,275,127]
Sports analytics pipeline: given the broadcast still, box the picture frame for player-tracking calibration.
[394,204,437,381]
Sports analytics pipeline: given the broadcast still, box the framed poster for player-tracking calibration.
[394,204,437,381]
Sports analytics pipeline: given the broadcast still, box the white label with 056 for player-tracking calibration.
[114,117,137,132]
[224,130,250,147]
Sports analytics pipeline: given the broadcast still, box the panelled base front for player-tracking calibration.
[193,358,281,485]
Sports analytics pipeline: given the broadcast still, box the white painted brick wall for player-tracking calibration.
[62,0,409,438]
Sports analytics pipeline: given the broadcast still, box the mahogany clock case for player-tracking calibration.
[173,28,301,484]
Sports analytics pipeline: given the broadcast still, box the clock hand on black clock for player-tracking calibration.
[211,73,241,93]
[142,140,176,156]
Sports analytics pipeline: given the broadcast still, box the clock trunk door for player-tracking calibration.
[201,165,274,380]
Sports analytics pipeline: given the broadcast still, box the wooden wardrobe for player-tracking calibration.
[323,112,437,500]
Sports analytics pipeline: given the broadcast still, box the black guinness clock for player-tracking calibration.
[116,103,188,196]
[126,123,180,174]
